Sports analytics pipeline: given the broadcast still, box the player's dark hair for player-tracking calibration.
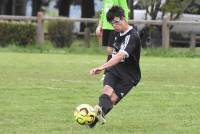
[106,6,125,23]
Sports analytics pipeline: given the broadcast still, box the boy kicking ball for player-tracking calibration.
[88,5,142,128]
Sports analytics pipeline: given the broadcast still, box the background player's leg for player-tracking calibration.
[106,46,113,62]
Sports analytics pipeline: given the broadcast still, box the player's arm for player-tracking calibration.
[90,52,126,75]
[96,8,104,37]
[96,20,103,37]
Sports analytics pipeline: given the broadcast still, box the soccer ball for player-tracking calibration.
[74,104,96,125]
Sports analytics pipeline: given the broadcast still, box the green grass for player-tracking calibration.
[142,47,200,58]
[0,52,200,134]
[0,41,200,58]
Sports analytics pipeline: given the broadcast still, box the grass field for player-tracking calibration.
[0,52,200,134]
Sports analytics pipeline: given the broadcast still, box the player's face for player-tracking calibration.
[111,17,123,32]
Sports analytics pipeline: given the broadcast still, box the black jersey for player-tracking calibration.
[108,26,141,85]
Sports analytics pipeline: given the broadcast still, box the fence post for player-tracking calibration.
[162,16,170,48]
[36,12,44,44]
[190,33,196,51]
[84,27,90,47]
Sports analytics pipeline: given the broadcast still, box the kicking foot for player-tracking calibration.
[86,117,98,128]
[85,105,106,128]
[94,105,106,124]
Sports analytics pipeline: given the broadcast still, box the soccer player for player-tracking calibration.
[89,6,141,128]
[96,0,129,80]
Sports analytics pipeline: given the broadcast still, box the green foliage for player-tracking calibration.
[141,48,200,58]
[0,40,200,58]
[0,39,105,55]
[0,21,36,47]
[0,41,58,54]
[185,6,199,14]
[139,0,195,20]
[185,0,200,14]
[161,0,193,19]
[48,20,74,48]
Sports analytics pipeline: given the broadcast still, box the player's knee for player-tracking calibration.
[110,93,119,105]
[102,85,114,97]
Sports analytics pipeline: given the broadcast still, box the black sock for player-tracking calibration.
[89,94,112,128]
[99,94,113,115]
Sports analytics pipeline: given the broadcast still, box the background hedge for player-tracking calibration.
[0,21,36,47]
[48,20,74,48]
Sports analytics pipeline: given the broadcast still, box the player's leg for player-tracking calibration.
[112,80,136,105]
[106,46,113,61]
[88,73,119,128]
[107,30,115,61]
[99,85,116,115]
[101,30,115,81]
[88,85,115,128]
[102,29,114,62]
[99,80,136,118]
[99,73,120,115]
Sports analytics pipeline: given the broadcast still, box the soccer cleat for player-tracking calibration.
[85,105,106,128]
[94,105,106,124]
[86,117,98,128]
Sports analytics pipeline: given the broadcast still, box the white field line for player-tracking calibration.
[34,85,200,95]
[139,82,200,89]
[139,90,200,95]
[33,81,200,95]
[50,78,98,84]
[164,84,200,89]
[57,79,200,89]
[1,79,199,95]
[13,78,200,89]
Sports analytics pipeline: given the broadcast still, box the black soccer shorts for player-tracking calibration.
[103,72,135,103]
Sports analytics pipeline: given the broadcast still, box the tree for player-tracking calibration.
[138,0,195,47]
[0,0,26,15]
[57,0,72,17]
[80,0,95,32]
[161,0,194,20]
[139,0,162,20]
[138,0,194,20]
[0,0,7,14]
[32,0,50,16]
[32,0,42,16]
[14,0,26,15]
[182,0,200,14]
[5,0,13,15]
[138,0,163,47]
[127,0,134,19]
[81,0,94,18]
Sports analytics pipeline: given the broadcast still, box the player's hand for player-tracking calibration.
[96,26,102,38]
[90,67,103,75]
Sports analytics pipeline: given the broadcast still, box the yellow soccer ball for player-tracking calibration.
[74,104,96,125]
